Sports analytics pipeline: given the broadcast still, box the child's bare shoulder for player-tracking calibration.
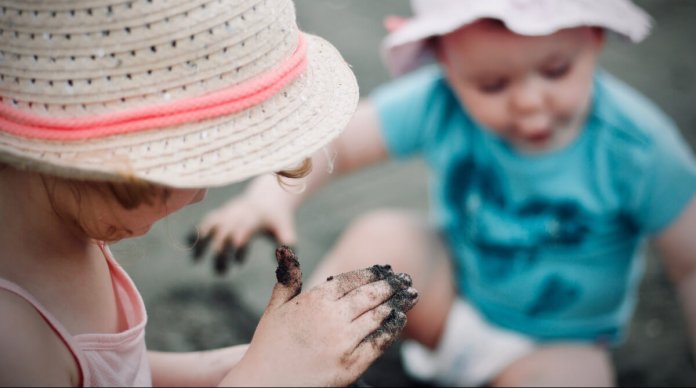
[0,289,78,386]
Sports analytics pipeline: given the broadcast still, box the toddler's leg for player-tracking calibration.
[491,343,614,387]
[308,209,456,348]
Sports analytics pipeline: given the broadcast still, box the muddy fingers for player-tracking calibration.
[356,271,417,350]
[326,265,396,298]
[362,309,408,351]
[213,240,236,275]
[367,264,395,281]
[266,245,303,310]
[336,267,418,354]
[385,272,413,290]
[275,245,301,287]
[187,230,213,262]
[387,287,419,311]
[233,244,247,265]
[186,226,272,275]
[338,308,410,382]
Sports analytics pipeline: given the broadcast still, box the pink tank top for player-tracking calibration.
[0,244,152,387]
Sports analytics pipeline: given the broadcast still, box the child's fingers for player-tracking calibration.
[186,230,198,247]
[344,309,409,376]
[386,287,419,314]
[187,229,213,262]
[349,304,395,337]
[267,246,303,309]
[388,286,419,312]
[344,287,417,350]
[186,231,199,259]
[230,223,255,251]
[340,277,418,319]
[187,224,249,274]
[360,309,408,351]
[213,240,235,275]
[340,280,395,317]
[233,243,247,264]
[197,212,221,241]
[323,265,397,299]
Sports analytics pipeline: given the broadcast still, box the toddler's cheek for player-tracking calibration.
[461,97,510,134]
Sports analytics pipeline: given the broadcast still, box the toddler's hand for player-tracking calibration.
[187,192,297,274]
[222,246,418,387]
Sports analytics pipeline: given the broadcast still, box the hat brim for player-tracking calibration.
[0,34,358,188]
[383,1,652,76]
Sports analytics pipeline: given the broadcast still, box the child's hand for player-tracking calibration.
[187,191,297,274]
[221,246,418,387]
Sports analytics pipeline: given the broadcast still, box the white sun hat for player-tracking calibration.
[383,0,652,77]
[0,0,358,188]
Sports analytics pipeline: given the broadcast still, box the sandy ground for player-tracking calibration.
[113,1,696,386]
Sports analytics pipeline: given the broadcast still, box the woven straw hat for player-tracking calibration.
[0,0,358,188]
[383,0,652,76]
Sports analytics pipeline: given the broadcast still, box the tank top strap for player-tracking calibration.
[0,277,90,385]
[96,241,148,331]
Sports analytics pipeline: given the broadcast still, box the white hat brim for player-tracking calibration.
[383,0,652,76]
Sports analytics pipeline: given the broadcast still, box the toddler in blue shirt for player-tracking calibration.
[196,0,696,385]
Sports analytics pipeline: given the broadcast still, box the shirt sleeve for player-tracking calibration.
[623,117,696,234]
[369,66,449,158]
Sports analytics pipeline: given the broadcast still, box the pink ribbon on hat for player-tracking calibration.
[0,34,308,141]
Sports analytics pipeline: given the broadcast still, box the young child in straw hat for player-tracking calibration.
[0,0,420,386]
[194,0,696,386]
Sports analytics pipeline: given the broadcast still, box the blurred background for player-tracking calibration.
[113,1,696,386]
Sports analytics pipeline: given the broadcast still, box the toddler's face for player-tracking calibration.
[437,20,604,153]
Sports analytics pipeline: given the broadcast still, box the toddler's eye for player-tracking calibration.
[478,78,508,94]
[541,62,571,80]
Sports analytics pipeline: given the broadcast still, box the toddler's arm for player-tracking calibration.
[655,195,696,356]
[191,100,387,270]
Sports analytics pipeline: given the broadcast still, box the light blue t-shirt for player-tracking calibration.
[372,65,696,343]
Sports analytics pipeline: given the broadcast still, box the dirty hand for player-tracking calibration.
[220,246,418,387]
[187,190,297,274]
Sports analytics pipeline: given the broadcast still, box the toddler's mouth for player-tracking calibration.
[523,131,552,143]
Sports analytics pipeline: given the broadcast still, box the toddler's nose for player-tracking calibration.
[510,79,544,114]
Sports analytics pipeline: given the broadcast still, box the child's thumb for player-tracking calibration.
[267,246,303,309]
